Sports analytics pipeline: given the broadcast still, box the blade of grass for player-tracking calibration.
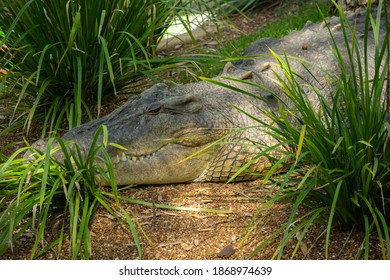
[325,180,343,259]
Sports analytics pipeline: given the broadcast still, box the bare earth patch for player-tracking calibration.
[3,180,380,260]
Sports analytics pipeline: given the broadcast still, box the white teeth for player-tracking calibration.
[113,149,162,164]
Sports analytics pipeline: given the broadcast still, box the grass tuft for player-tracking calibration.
[250,1,390,259]
[0,0,231,136]
[209,0,390,259]
[0,125,141,259]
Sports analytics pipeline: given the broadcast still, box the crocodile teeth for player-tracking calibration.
[112,148,164,164]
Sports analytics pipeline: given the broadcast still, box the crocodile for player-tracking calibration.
[29,5,389,186]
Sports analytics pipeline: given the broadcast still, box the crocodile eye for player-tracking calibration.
[146,105,164,115]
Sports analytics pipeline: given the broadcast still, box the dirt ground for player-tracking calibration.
[3,180,379,260]
[0,1,383,260]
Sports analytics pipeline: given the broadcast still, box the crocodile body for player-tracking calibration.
[30,6,388,186]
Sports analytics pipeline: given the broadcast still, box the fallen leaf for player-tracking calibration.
[295,231,308,256]
[198,228,214,232]
[217,244,235,258]
[190,214,207,219]
[181,242,194,251]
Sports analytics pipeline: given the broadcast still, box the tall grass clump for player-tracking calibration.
[0,0,227,136]
[0,126,146,259]
[247,1,390,259]
[207,1,389,258]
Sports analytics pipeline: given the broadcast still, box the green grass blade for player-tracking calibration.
[325,180,343,259]
[118,206,142,259]
[57,11,81,73]
[99,36,116,95]
[75,56,82,126]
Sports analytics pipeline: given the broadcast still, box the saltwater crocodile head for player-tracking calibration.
[56,82,241,185]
